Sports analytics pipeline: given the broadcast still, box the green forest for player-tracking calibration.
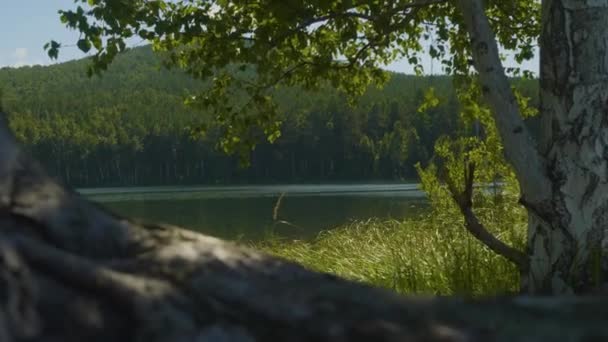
[4,2,608,337]
[0,46,537,187]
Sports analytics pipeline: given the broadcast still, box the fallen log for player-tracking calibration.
[0,113,606,342]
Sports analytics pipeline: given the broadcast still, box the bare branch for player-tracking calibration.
[446,162,529,271]
[455,0,551,204]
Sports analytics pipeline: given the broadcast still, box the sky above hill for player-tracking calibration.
[1,0,80,67]
[0,1,538,75]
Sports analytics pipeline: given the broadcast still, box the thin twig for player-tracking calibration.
[272,193,301,230]
[273,192,286,221]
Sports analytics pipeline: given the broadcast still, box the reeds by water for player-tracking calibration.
[257,208,526,296]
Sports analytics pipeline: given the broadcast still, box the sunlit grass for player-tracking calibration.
[256,209,526,296]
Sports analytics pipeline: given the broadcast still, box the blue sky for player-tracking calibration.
[0,1,538,74]
[0,0,85,67]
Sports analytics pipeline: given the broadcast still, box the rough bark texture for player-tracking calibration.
[527,0,608,294]
[0,114,608,341]
[459,0,608,294]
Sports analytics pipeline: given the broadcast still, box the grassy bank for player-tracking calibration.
[257,210,526,296]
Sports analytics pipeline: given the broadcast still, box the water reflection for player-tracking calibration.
[81,184,428,241]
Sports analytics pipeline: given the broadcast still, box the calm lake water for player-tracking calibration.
[80,184,428,241]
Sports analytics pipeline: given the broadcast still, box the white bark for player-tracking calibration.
[459,0,608,293]
[527,0,608,293]
[455,0,552,205]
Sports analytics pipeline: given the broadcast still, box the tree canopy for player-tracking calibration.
[49,0,539,158]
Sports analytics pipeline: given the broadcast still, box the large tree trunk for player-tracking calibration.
[522,0,608,294]
[2,116,608,340]
[459,0,608,294]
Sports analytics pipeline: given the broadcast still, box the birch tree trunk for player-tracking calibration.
[524,0,608,294]
[458,0,608,294]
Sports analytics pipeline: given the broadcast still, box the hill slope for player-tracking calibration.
[0,46,533,187]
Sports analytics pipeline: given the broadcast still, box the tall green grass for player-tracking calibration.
[257,142,528,296]
[257,205,526,296]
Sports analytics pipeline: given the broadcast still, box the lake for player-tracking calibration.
[80,184,428,241]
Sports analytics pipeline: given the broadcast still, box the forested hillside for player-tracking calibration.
[0,46,536,187]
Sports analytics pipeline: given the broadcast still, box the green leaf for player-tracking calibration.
[77,39,92,53]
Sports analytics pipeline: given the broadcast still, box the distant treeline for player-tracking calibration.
[0,47,538,187]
